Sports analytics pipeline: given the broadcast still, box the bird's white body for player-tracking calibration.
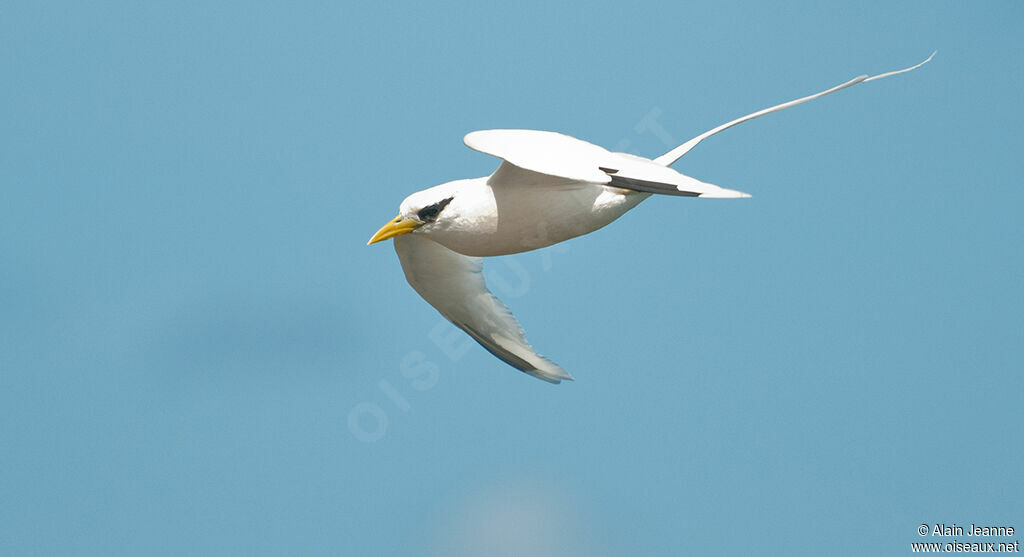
[404,177,646,257]
[368,54,934,383]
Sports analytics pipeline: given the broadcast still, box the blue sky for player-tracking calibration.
[2,1,1021,555]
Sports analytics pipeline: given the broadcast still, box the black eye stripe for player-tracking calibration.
[417,196,454,222]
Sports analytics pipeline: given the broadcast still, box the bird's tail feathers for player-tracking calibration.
[654,52,936,167]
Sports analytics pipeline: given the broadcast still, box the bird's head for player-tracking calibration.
[366,183,460,245]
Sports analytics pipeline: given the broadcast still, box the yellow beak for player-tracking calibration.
[367,215,423,245]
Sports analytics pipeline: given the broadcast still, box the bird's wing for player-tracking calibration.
[465,129,613,184]
[465,129,750,198]
[394,233,572,384]
[654,52,935,166]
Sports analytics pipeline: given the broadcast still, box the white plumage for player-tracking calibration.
[394,233,573,383]
[368,54,933,383]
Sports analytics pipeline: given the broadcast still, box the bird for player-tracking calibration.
[367,53,934,384]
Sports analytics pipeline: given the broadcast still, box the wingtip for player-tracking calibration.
[699,189,752,199]
[527,365,574,384]
[546,370,576,384]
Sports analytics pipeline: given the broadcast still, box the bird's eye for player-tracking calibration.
[417,196,454,223]
[418,206,440,221]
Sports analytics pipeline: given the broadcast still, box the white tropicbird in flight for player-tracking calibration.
[368,53,934,383]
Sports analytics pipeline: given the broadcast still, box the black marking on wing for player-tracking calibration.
[606,174,701,197]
